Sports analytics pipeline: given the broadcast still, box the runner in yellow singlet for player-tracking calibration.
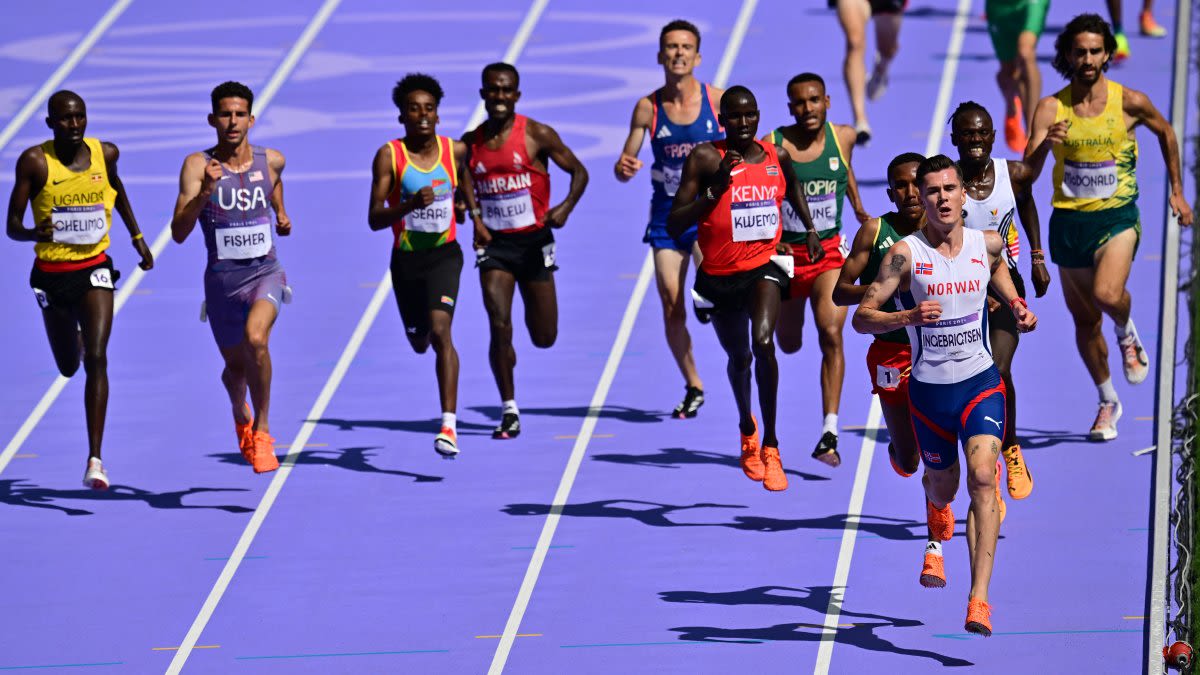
[1026,13,1192,441]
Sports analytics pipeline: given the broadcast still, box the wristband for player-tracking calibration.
[1009,297,1027,310]
[131,233,144,241]
[470,207,483,220]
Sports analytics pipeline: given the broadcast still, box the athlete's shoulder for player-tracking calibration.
[832,124,856,150]
[851,215,881,249]
[263,147,285,172]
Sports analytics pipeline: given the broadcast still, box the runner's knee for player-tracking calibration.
[728,349,753,372]
[530,327,556,349]
[1093,284,1125,314]
[751,330,775,359]
[966,461,997,493]
[82,348,106,376]
[244,325,270,354]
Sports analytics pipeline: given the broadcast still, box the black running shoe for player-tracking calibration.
[812,431,842,467]
[493,413,521,440]
[672,386,705,419]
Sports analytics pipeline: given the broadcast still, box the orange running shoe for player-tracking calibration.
[994,460,1006,524]
[740,416,764,482]
[1004,97,1026,154]
[920,545,946,588]
[249,430,280,474]
[888,444,914,478]
[761,446,788,492]
[965,597,993,636]
[927,499,954,541]
[1140,11,1167,38]
[235,402,254,461]
[1001,445,1033,499]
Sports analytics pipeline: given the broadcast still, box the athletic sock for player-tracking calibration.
[925,540,943,556]
[502,400,519,416]
[1097,378,1119,403]
[1115,318,1136,340]
[441,412,457,433]
[822,414,838,435]
[1113,20,1124,34]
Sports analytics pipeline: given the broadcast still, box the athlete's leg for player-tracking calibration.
[750,279,783,447]
[964,434,1002,603]
[41,302,83,377]
[996,59,1020,120]
[989,327,1019,449]
[811,270,847,417]
[1016,30,1041,129]
[871,9,903,76]
[775,294,806,354]
[1059,266,1108,385]
[482,268,519,401]
[881,401,919,473]
[77,289,114,461]
[1091,227,1136,327]
[837,0,871,130]
[518,276,558,349]
[242,299,278,434]
[654,248,702,388]
[710,309,755,438]
[429,309,459,413]
[219,346,251,431]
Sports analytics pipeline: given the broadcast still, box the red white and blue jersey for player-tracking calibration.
[649,83,723,203]
[898,227,993,384]
[199,145,277,271]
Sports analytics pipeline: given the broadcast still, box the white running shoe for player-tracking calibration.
[867,57,890,100]
[1117,321,1150,384]
[434,427,459,458]
[1089,400,1123,441]
[83,457,109,490]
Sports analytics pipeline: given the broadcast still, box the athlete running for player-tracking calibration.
[951,101,1045,500]
[767,72,870,468]
[1105,0,1168,62]
[984,0,1050,152]
[669,85,818,492]
[1025,13,1192,440]
[853,154,1037,636]
[831,0,908,145]
[369,73,479,458]
[465,63,589,439]
[614,19,723,420]
[171,81,290,474]
[6,90,153,490]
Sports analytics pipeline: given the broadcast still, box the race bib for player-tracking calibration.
[89,267,114,289]
[918,312,986,358]
[405,192,453,233]
[32,288,49,309]
[541,242,556,268]
[1062,159,1118,199]
[730,199,779,242]
[875,364,902,390]
[783,192,837,233]
[215,219,272,260]
[652,165,683,197]
[480,190,536,231]
[51,204,108,245]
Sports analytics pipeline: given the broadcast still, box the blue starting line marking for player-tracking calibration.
[933,628,1142,641]
[0,663,123,670]
[235,649,449,660]
[560,641,711,649]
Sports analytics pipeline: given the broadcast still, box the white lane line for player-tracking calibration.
[0,0,341,481]
[164,2,550,673]
[0,0,134,154]
[1147,0,1191,671]
[813,0,971,672]
[486,2,758,672]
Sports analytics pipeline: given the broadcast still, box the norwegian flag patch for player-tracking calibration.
[915,262,934,275]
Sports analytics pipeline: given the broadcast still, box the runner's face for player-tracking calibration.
[47,98,86,144]
[481,71,520,121]
[657,30,699,76]
[209,97,254,147]
[921,168,966,228]
[950,111,994,163]
[719,97,759,145]
[786,81,828,131]
[400,90,439,138]
[886,162,924,221]
[1069,32,1108,84]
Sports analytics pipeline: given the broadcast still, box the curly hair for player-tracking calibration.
[392,73,443,110]
[1053,13,1117,78]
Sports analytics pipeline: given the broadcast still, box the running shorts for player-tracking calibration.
[476,227,557,283]
[29,254,119,309]
[985,0,1050,63]
[1049,203,1141,269]
[828,0,907,14]
[390,242,463,339]
[790,234,847,300]
[693,260,788,317]
[644,198,698,251]
[866,338,911,407]
[908,366,1007,471]
[204,258,287,349]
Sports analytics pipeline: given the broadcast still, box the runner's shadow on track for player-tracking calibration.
[0,479,253,516]
[469,405,668,424]
[502,499,746,527]
[314,417,494,437]
[661,586,920,625]
[591,447,830,482]
[209,449,443,483]
[1015,427,1091,449]
[725,513,928,540]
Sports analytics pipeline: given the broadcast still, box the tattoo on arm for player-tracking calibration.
[888,254,906,273]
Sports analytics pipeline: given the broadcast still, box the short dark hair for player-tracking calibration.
[392,73,444,110]
[948,100,992,128]
[786,72,826,94]
[482,62,520,88]
[211,81,254,113]
[916,154,963,185]
[887,152,926,184]
[1053,13,1117,78]
[47,90,84,117]
[720,85,756,111]
[659,19,701,50]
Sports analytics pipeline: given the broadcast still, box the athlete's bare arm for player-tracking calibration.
[777,144,823,262]
[6,146,49,243]
[451,139,486,247]
[984,229,1038,332]
[1023,95,1068,182]
[170,152,220,244]
[528,119,588,228]
[366,143,431,232]
[832,216,879,306]
[1123,87,1194,226]
[263,148,290,237]
[615,96,653,181]
[99,142,153,270]
[667,142,723,238]
[1007,159,1049,296]
[835,124,870,224]
[853,241,939,334]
